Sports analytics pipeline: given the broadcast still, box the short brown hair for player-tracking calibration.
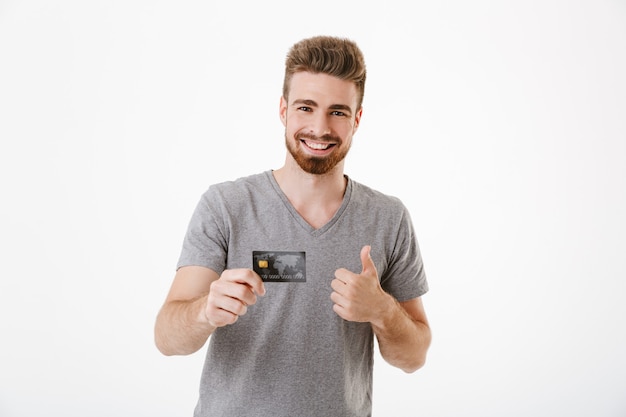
[282,36,367,110]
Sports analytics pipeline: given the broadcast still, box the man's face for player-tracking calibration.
[280,71,362,175]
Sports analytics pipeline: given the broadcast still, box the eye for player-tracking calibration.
[298,106,312,112]
[331,110,347,117]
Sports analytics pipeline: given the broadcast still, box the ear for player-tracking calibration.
[279,96,288,127]
[353,107,363,131]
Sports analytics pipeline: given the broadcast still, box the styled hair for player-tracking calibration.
[282,36,367,110]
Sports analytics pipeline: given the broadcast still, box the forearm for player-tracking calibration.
[371,295,432,373]
[154,295,216,356]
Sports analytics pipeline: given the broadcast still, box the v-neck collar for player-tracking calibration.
[265,170,352,237]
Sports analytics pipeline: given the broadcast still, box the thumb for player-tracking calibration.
[360,245,377,275]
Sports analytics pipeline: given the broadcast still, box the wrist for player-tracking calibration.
[194,295,215,328]
[370,292,398,330]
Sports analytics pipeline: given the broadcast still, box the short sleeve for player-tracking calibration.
[176,188,229,273]
[380,205,429,302]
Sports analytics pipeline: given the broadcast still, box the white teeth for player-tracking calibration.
[305,141,331,150]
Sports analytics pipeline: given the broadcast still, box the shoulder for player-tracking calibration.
[349,177,406,212]
[201,171,270,202]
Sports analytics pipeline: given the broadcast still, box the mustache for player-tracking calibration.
[296,133,341,143]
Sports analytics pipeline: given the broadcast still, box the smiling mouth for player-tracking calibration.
[302,140,336,150]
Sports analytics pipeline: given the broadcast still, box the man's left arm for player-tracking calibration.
[372,296,431,373]
[331,245,432,373]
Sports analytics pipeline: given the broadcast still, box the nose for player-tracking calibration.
[310,112,332,137]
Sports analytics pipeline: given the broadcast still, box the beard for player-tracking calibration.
[285,132,350,175]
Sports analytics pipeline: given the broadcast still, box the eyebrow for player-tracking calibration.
[292,99,353,115]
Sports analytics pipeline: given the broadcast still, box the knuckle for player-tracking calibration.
[238,304,248,316]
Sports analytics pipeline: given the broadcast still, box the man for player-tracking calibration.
[155,35,431,417]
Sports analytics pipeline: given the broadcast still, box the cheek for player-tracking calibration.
[285,115,307,134]
[336,120,357,137]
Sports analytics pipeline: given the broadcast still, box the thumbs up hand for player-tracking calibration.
[331,245,392,323]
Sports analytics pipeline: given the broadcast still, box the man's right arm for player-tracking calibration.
[154,266,266,356]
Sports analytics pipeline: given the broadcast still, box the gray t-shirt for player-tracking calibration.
[177,171,428,417]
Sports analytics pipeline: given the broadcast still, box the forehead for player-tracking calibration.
[288,71,358,108]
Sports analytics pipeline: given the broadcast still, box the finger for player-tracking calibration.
[210,279,252,305]
[332,303,347,320]
[226,281,259,307]
[223,269,266,296]
[247,274,266,297]
[205,294,242,327]
[332,302,356,322]
[219,295,249,317]
[330,278,346,293]
[334,267,356,284]
[329,290,342,306]
[207,307,239,327]
[360,245,377,276]
[330,292,349,319]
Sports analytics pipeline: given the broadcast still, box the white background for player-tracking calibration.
[1,1,625,416]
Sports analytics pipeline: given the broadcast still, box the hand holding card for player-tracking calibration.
[204,268,266,328]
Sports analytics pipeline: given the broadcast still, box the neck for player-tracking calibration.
[272,158,347,229]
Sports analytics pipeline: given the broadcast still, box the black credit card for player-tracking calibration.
[252,251,306,282]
